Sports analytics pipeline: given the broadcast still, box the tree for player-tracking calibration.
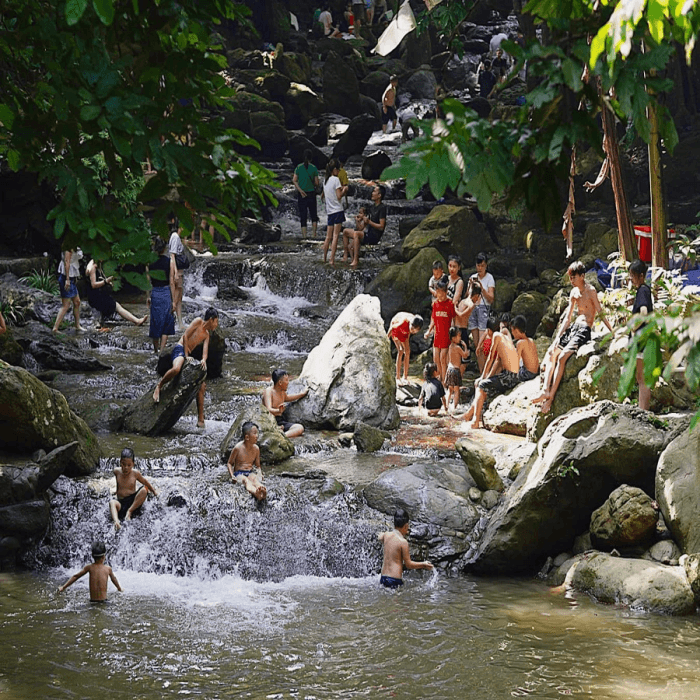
[0,0,277,286]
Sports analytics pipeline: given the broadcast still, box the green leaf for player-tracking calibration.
[66,0,88,25]
[0,104,15,129]
[618,339,638,400]
[7,149,21,171]
[93,0,115,25]
[80,105,102,121]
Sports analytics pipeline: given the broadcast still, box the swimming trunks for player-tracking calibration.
[381,105,397,125]
[391,319,411,344]
[116,487,143,520]
[482,336,492,356]
[234,468,258,479]
[275,415,296,432]
[558,322,591,353]
[380,575,404,589]
[518,367,539,382]
[171,343,185,362]
[444,363,462,387]
[478,369,520,398]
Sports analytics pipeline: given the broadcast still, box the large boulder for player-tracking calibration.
[365,247,446,322]
[455,437,503,492]
[287,134,329,171]
[361,151,392,180]
[237,217,283,245]
[220,402,294,465]
[275,52,312,84]
[466,401,688,575]
[560,552,695,615]
[121,361,207,436]
[656,424,700,554]
[251,122,288,160]
[590,484,658,549]
[510,291,550,338]
[0,362,101,477]
[323,51,361,118]
[284,82,324,129]
[0,329,23,366]
[353,421,387,452]
[402,69,437,99]
[332,115,377,158]
[363,460,480,560]
[401,205,495,264]
[483,377,541,437]
[284,295,400,431]
[360,70,391,102]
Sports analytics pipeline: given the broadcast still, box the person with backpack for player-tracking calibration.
[293,149,320,239]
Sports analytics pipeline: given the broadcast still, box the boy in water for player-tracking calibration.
[227,421,266,501]
[445,327,470,412]
[57,541,123,601]
[378,508,433,589]
[262,369,309,438]
[532,261,614,414]
[387,312,424,384]
[109,447,158,531]
[152,307,219,428]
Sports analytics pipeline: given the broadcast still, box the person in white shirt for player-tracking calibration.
[467,252,495,372]
[52,248,86,333]
[321,159,348,267]
[319,5,341,38]
[168,229,186,330]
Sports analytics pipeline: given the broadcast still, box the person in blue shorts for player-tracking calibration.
[378,508,433,589]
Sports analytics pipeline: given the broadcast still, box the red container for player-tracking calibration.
[634,225,652,263]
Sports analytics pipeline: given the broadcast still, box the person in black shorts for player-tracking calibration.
[381,75,398,133]
[628,259,654,410]
[341,184,387,269]
[262,369,309,438]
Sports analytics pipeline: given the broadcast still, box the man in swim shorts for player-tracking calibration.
[381,75,398,133]
[109,448,158,530]
[378,508,433,589]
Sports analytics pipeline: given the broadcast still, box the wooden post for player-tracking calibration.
[647,99,668,269]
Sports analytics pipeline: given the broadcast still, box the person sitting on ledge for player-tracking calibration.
[262,369,309,438]
[227,421,266,501]
[109,447,158,531]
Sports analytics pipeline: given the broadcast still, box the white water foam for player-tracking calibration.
[241,274,314,322]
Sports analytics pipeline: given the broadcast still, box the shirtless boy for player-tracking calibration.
[464,315,520,429]
[532,261,613,414]
[109,447,158,530]
[387,312,424,384]
[511,314,539,382]
[381,75,398,133]
[57,541,122,601]
[262,369,309,438]
[227,421,266,501]
[378,508,433,589]
[152,307,219,428]
[445,327,470,412]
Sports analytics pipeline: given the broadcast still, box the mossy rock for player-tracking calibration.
[0,331,23,367]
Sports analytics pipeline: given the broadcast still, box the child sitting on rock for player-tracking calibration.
[227,421,266,501]
[418,361,446,417]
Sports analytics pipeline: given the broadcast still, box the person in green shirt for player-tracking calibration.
[293,149,320,238]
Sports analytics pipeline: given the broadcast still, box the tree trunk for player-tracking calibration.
[601,101,636,261]
[647,100,668,268]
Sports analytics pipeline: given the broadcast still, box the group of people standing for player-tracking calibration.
[293,149,387,268]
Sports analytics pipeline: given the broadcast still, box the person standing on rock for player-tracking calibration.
[262,368,309,438]
[52,248,86,333]
[152,307,219,429]
[146,237,177,354]
[293,149,320,239]
[381,75,398,133]
[378,508,433,589]
[321,159,348,267]
[627,259,654,411]
[341,184,386,268]
[168,224,188,331]
[468,253,495,372]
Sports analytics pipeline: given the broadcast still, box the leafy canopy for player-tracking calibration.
[0,0,277,287]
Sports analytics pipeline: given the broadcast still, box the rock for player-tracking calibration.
[483,377,540,437]
[0,329,23,366]
[645,539,681,565]
[491,279,517,314]
[0,500,50,538]
[510,292,550,338]
[590,484,658,549]
[220,402,294,465]
[365,247,446,322]
[468,487,482,502]
[252,69,291,101]
[398,215,423,239]
[237,217,282,244]
[573,532,592,554]
[0,361,101,476]
[284,83,324,129]
[403,30,432,69]
[121,361,207,436]
[464,96,491,118]
[402,69,437,99]
[401,205,495,264]
[360,70,391,102]
[361,151,392,180]
[323,51,361,118]
[338,432,354,447]
[309,120,329,147]
[682,553,700,605]
[0,272,62,325]
[223,91,285,133]
[353,421,386,452]
[332,114,377,158]
[287,134,328,171]
[563,552,695,615]
[251,122,288,160]
[582,222,618,260]
[655,423,700,554]
[284,295,400,431]
[156,330,226,381]
[275,52,312,84]
[482,490,500,510]
[455,437,503,492]
[363,460,479,558]
[466,401,687,574]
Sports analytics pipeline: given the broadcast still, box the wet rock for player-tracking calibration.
[323,51,361,119]
[284,83,324,129]
[359,95,382,128]
[481,490,500,510]
[237,217,282,244]
[288,134,328,171]
[455,437,503,492]
[645,539,681,565]
[360,70,391,102]
[510,291,549,338]
[275,52,312,84]
[403,69,437,100]
[251,122,288,160]
[401,205,495,264]
[590,485,658,549]
[308,120,329,147]
[361,151,392,180]
[0,361,101,476]
[0,329,23,366]
[467,401,688,575]
[353,421,386,453]
[655,424,700,554]
[332,114,377,158]
[220,401,294,465]
[563,552,695,615]
[121,360,207,436]
[338,432,354,447]
[155,330,226,381]
[0,500,50,538]
[398,215,423,239]
[366,247,446,322]
[284,294,400,431]
[682,553,700,605]
[0,272,62,326]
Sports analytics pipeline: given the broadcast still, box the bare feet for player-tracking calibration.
[197,420,205,429]
[540,397,553,415]
[114,521,121,531]
[428,409,440,417]
[350,262,358,269]
[136,315,147,326]
[124,511,132,522]
[153,385,161,403]
[465,420,484,430]
[531,393,549,405]
[52,327,59,333]
[75,326,87,332]
[255,485,267,501]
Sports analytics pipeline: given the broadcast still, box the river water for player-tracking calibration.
[4,131,700,698]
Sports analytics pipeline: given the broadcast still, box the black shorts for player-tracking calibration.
[364,228,381,245]
[558,323,591,353]
[275,415,296,432]
[352,2,366,22]
[478,370,519,398]
[381,105,397,125]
